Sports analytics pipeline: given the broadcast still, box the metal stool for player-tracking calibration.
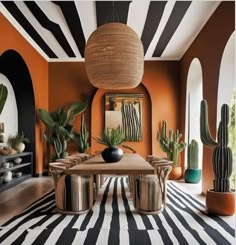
[56,174,91,214]
[134,162,172,214]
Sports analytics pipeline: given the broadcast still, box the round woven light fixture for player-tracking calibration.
[85,23,144,89]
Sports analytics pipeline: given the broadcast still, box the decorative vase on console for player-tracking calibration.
[7,131,30,153]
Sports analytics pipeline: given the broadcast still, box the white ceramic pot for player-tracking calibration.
[15,143,25,153]
[3,171,12,183]
[2,162,10,169]
[14,157,22,164]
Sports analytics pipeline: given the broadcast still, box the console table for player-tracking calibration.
[0,152,33,193]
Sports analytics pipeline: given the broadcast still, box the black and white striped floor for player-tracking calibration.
[0,177,235,245]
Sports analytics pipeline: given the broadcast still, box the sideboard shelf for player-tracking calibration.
[0,152,33,193]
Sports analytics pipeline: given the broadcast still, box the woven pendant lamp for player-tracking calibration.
[85,23,144,89]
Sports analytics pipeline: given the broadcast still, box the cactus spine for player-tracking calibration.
[187,139,199,169]
[200,100,232,192]
[157,120,186,165]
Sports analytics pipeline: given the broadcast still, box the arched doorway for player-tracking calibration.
[0,50,36,175]
[217,32,235,187]
[185,58,203,169]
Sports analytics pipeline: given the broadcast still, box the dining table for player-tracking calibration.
[65,153,155,209]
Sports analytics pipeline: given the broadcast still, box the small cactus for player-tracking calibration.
[157,120,186,165]
[187,139,199,169]
[78,114,89,153]
[200,100,232,192]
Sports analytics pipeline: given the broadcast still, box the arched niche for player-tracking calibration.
[91,84,152,159]
[185,58,203,169]
[217,32,235,125]
[0,50,36,175]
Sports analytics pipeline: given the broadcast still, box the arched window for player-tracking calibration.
[185,58,203,170]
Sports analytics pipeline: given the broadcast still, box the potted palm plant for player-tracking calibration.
[157,120,186,179]
[7,131,30,153]
[200,99,235,215]
[184,139,201,183]
[93,127,125,163]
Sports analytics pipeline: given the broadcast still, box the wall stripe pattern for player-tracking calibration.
[0,177,234,244]
[0,1,220,61]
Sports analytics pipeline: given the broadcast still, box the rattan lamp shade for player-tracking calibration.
[85,23,144,89]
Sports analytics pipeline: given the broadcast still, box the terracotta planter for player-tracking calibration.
[169,166,182,180]
[206,189,235,216]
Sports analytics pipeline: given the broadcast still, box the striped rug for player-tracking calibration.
[0,177,235,245]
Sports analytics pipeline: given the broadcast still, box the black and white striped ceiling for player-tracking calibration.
[0,1,220,62]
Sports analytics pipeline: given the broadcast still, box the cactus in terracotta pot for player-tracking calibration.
[200,100,232,192]
[185,139,201,183]
[157,120,186,166]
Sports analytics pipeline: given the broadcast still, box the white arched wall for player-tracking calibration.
[185,58,203,169]
[217,32,235,125]
[0,73,18,143]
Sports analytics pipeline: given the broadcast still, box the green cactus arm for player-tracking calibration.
[200,100,217,147]
[0,84,8,115]
[157,132,169,153]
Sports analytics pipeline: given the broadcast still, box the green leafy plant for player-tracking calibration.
[38,100,88,160]
[93,127,125,148]
[200,99,232,192]
[187,139,199,169]
[0,84,8,115]
[7,131,30,149]
[72,114,89,153]
[157,120,186,166]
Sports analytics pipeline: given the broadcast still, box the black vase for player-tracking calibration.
[101,147,123,163]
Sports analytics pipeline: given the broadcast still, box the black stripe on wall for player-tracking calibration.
[153,1,191,57]
[53,1,86,57]
[141,1,167,55]
[1,1,57,58]
[24,1,76,57]
[96,1,131,27]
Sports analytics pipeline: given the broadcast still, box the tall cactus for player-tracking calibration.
[200,100,232,192]
[0,84,8,115]
[157,120,186,165]
[187,139,199,169]
[78,114,89,153]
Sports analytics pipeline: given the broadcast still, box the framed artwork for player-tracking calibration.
[105,94,143,142]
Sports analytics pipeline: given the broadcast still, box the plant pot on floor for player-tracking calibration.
[206,189,235,216]
[168,166,182,180]
[102,147,123,163]
[185,169,201,183]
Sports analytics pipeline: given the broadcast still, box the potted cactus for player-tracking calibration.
[72,114,90,153]
[200,99,235,216]
[157,120,186,179]
[38,99,88,160]
[184,139,201,183]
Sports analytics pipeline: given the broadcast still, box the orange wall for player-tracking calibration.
[49,61,180,160]
[0,13,49,174]
[180,2,235,193]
